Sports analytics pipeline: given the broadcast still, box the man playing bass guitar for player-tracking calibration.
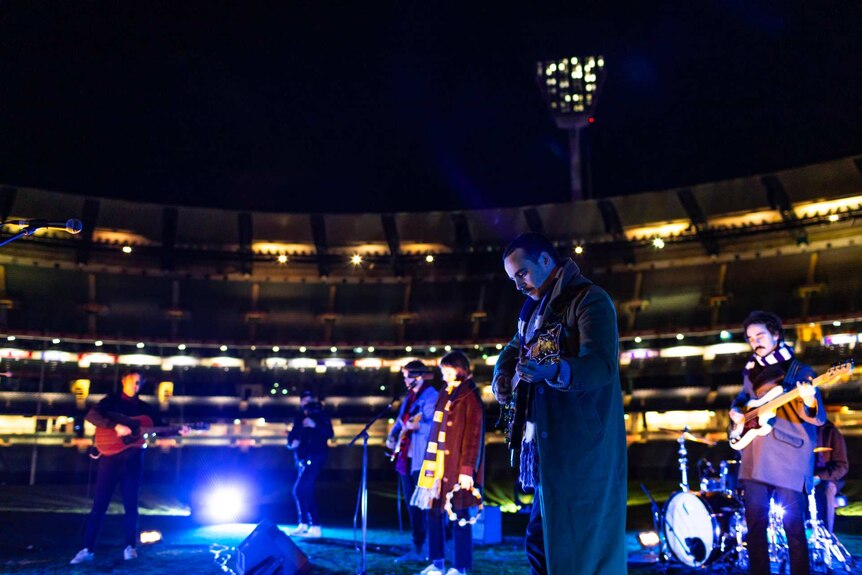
[71,369,190,565]
[729,311,825,575]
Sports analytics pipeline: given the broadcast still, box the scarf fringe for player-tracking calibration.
[519,439,539,490]
[410,480,441,510]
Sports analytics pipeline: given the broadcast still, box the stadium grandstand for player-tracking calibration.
[0,155,860,488]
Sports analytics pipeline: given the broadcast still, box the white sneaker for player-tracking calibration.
[289,523,309,536]
[70,548,94,565]
[123,545,138,560]
[301,525,321,538]
[417,564,444,575]
[445,569,467,575]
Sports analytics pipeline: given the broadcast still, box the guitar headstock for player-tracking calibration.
[827,359,854,380]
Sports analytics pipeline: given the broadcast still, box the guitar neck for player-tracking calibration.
[142,426,183,434]
[746,371,831,421]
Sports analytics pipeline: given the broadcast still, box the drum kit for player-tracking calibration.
[649,427,856,573]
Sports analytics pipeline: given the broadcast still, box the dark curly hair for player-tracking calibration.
[742,310,785,341]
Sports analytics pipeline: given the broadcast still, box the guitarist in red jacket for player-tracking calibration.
[71,370,189,565]
[729,311,824,575]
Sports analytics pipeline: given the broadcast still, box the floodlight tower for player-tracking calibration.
[536,55,606,201]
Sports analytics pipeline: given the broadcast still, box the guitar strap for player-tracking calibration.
[517,282,591,489]
[781,358,803,392]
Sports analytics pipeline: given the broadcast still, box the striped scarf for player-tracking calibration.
[744,342,794,373]
[410,382,462,510]
[514,280,559,490]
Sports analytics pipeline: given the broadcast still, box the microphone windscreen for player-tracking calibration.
[65,219,83,234]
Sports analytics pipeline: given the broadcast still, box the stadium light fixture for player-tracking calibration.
[537,55,606,201]
[537,56,605,118]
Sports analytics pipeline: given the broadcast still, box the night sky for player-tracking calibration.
[2,2,861,213]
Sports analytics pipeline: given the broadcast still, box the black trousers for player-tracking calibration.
[400,470,427,548]
[428,507,472,571]
[743,479,809,575]
[814,481,838,532]
[525,488,547,575]
[293,455,326,525]
[83,448,144,550]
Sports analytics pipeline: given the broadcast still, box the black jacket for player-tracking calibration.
[288,410,334,462]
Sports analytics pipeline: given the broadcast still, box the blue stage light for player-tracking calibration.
[203,485,247,524]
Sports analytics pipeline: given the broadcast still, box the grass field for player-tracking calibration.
[0,482,860,574]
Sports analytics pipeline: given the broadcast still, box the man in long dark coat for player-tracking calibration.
[493,232,627,575]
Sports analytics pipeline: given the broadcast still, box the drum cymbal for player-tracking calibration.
[813,447,833,453]
[683,431,716,446]
[656,427,716,446]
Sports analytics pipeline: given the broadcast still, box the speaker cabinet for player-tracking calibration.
[236,520,310,575]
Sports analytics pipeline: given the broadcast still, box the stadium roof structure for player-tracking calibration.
[1,155,861,346]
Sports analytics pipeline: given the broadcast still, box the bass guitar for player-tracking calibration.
[728,359,853,451]
[503,323,562,467]
[93,414,209,457]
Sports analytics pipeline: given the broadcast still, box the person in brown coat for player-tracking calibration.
[814,418,849,532]
[411,351,485,575]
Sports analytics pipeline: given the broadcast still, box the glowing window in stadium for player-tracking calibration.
[79,352,118,368]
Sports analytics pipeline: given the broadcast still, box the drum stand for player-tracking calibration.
[765,497,790,574]
[677,427,690,492]
[806,487,856,573]
[640,483,671,571]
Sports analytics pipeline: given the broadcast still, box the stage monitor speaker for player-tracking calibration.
[473,505,502,544]
[236,520,310,575]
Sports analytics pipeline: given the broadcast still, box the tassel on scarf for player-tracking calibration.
[410,479,441,510]
[519,439,540,490]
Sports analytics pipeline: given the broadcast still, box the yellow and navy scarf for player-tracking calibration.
[410,381,467,510]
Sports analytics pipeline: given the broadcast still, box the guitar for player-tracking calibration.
[504,323,562,467]
[728,359,853,451]
[93,414,209,457]
[387,413,422,461]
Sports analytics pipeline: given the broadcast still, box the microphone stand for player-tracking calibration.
[0,227,38,248]
[0,221,82,248]
[348,401,392,575]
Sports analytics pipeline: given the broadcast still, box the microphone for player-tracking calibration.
[14,219,83,234]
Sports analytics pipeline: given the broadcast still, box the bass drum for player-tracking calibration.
[662,491,746,567]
